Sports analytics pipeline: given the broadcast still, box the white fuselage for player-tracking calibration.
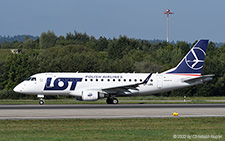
[14,72,198,97]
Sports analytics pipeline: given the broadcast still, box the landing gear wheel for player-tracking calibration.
[106,98,119,104]
[112,98,118,104]
[106,98,112,104]
[37,95,45,105]
[39,100,44,105]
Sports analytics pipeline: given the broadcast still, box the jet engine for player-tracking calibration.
[78,90,106,101]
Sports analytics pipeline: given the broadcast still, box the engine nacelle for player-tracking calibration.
[80,90,105,101]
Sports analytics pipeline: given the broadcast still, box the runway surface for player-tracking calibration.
[0,104,225,120]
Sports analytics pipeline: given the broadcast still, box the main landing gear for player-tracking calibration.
[106,97,119,104]
[37,95,45,105]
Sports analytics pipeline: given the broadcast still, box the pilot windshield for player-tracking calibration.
[25,77,36,81]
[26,77,31,81]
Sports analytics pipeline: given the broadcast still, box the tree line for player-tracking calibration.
[0,30,224,99]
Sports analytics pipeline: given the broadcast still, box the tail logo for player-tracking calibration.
[185,47,206,70]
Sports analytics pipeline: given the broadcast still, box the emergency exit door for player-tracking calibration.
[157,74,163,88]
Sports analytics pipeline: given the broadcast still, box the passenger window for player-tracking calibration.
[101,79,104,81]
[129,79,132,82]
[118,79,121,82]
[108,79,110,82]
[124,79,126,82]
[85,79,87,81]
[96,79,98,81]
[134,79,137,82]
[113,79,115,82]
[140,79,142,82]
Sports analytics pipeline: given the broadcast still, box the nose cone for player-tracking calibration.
[13,84,22,93]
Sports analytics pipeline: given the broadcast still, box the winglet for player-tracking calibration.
[140,73,152,84]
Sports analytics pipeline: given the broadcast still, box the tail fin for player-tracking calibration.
[165,39,209,76]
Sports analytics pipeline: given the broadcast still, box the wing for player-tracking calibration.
[100,73,152,95]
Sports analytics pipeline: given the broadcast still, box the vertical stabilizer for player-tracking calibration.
[165,39,209,76]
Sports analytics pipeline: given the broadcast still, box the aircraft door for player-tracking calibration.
[157,74,163,89]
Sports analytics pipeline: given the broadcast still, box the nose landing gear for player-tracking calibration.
[39,99,44,105]
[37,95,45,105]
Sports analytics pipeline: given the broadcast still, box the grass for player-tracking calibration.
[0,117,224,140]
[118,95,225,100]
[0,99,106,105]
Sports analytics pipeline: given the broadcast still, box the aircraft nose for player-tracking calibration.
[13,84,22,93]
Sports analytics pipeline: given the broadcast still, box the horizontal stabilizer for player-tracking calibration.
[182,74,215,83]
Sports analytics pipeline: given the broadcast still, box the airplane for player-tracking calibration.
[13,39,214,105]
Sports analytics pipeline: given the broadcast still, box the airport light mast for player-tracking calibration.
[163,9,174,42]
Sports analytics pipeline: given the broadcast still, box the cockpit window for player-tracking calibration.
[31,77,36,81]
[26,77,31,81]
[25,77,36,81]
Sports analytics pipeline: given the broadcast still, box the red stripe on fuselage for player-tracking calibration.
[166,73,201,76]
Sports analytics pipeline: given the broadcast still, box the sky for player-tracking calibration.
[0,0,224,43]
